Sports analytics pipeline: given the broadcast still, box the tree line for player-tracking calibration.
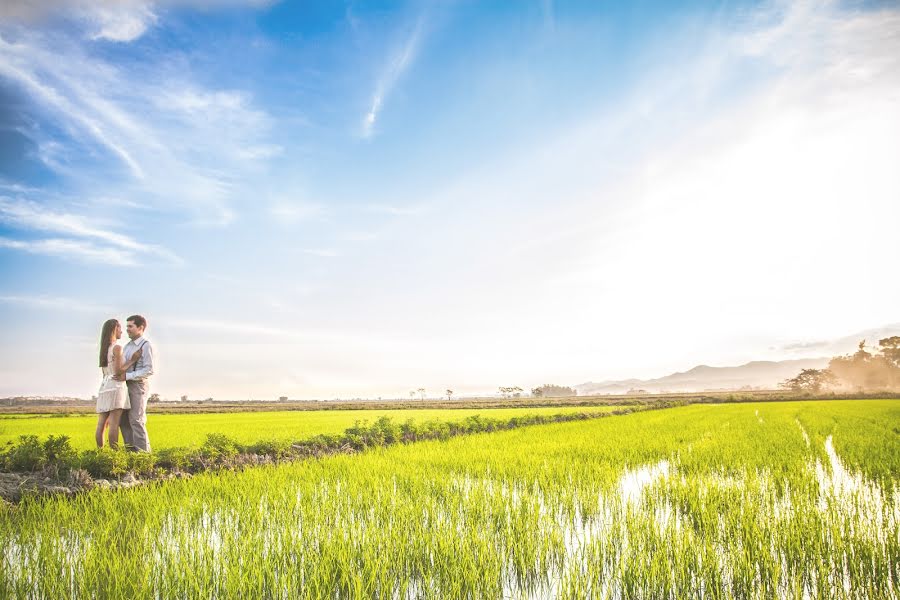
[781,337,900,392]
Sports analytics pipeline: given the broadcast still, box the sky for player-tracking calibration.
[0,0,898,400]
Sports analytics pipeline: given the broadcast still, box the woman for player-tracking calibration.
[97,319,142,449]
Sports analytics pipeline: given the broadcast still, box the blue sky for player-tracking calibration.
[1,0,898,399]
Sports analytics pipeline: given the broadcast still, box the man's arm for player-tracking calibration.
[126,342,154,381]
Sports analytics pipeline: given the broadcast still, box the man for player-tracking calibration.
[114,315,154,452]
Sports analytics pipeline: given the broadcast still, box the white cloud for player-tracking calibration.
[165,317,289,338]
[362,17,426,139]
[364,203,428,216]
[85,2,158,42]
[0,237,139,266]
[340,231,379,242]
[302,248,339,258]
[161,316,411,348]
[540,0,555,34]
[0,40,146,179]
[0,0,272,43]
[269,201,325,224]
[0,21,279,228]
[0,196,182,265]
[0,294,112,313]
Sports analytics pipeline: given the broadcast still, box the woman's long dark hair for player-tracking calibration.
[99,319,118,367]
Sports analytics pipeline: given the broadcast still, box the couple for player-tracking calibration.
[96,315,154,452]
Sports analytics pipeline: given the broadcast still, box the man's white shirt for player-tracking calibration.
[124,336,154,381]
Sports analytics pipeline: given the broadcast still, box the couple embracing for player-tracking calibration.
[96,315,154,452]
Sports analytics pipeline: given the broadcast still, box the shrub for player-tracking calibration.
[344,420,369,438]
[246,438,292,458]
[3,435,46,472]
[155,447,195,471]
[400,419,419,442]
[80,448,130,478]
[300,434,340,452]
[345,432,368,451]
[461,415,486,433]
[43,435,78,465]
[199,433,240,463]
[344,420,385,450]
[127,451,157,476]
[373,416,400,445]
[41,435,79,476]
[420,420,450,440]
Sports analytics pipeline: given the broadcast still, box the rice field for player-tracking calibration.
[0,405,619,451]
[1,399,898,598]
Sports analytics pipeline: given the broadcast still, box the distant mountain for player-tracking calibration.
[575,323,900,395]
[575,358,830,395]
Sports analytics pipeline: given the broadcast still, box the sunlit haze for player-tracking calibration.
[1,0,898,399]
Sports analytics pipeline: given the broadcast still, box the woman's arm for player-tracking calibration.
[113,345,142,376]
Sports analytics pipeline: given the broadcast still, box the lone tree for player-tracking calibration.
[879,336,900,368]
[827,338,900,390]
[446,389,453,401]
[417,388,426,401]
[148,393,160,403]
[180,395,188,402]
[409,390,416,401]
[780,368,837,393]
[532,384,576,398]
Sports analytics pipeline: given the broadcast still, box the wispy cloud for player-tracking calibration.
[539,0,555,34]
[0,39,146,179]
[302,248,339,258]
[0,0,272,43]
[85,1,159,42]
[340,231,379,243]
[0,293,112,313]
[166,317,289,338]
[269,200,326,224]
[364,203,428,216]
[362,16,426,139]
[0,21,278,227]
[1,0,157,42]
[164,316,412,349]
[0,237,139,266]
[780,340,830,352]
[0,196,182,265]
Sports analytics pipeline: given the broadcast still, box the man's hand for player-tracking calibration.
[113,373,126,381]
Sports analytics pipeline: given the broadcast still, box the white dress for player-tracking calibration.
[97,346,130,413]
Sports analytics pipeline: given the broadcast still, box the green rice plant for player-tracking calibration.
[0,400,897,599]
[0,405,622,451]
